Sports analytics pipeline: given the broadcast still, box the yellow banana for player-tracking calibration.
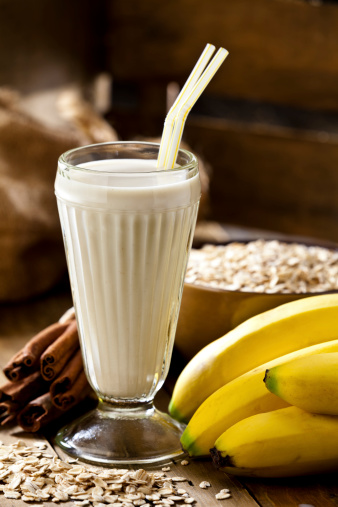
[181,339,338,456]
[170,294,338,423]
[264,352,338,415]
[211,406,338,477]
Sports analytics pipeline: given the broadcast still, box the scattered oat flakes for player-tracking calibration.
[180,460,189,466]
[215,488,231,500]
[162,467,171,472]
[33,442,47,450]
[4,490,21,499]
[199,481,211,489]
[0,441,202,506]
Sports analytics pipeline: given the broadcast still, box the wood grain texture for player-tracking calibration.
[160,459,259,507]
[242,476,338,507]
[107,0,338,111]
[184,117,338,242]
[0,0,103,93]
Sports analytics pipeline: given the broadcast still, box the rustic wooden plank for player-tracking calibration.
[107,0,338,111]
[0,0,102,94]
[0,424,50,451]
[184,117,338,243]
[163,459,259,507]
[241,475,338,507]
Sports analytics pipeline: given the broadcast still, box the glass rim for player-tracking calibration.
[58,141,199,176]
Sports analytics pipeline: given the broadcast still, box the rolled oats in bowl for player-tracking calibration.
[185,239,338,294]
[175,239,338,359]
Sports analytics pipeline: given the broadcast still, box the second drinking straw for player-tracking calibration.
[157,43,215,168]
[157,44,229,170]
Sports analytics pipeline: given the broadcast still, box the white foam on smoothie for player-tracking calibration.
[56,159,199,212]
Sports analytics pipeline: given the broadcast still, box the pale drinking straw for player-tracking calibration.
[157,43,216,168]
[158,45,228,169]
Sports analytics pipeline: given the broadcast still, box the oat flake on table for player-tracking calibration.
[185,240,338,294]
[0,440,204,506]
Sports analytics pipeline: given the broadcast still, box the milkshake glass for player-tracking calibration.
[54,142,200,464]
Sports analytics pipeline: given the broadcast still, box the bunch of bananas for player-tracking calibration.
[169,294,338,477]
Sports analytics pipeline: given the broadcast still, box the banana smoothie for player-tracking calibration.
[55,151,200,402]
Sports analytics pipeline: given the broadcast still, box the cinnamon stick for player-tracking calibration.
[40,321,79,381]
[0,371,49,405]
[1,313,96,432]
[17,393,64,432]
[0,400,21,426]
[4,322,70,381]
[7,366,24,382]
[0,400,20,416]
[50,349,83,408]
[51,363,92,410]
[1,413,17,425]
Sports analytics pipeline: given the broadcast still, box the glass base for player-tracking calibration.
[55,401,186,466]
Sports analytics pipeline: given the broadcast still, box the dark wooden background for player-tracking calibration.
[2,0,338,242]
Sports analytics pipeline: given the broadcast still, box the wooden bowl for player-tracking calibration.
[175,239,338,360]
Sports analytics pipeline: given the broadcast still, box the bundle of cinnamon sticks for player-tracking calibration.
[0,311,94,432]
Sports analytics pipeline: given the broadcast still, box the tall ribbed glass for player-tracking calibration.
[54,142,200,465]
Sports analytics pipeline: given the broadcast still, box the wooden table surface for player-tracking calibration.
[1,287,338,507]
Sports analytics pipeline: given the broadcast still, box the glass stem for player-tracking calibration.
[97,399,155,416]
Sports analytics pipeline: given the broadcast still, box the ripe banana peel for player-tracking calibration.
[211,406,338,477]
[265,352,338,415]
[170,294,338,423]
[181,339,338,456]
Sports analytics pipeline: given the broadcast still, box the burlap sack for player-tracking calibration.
[0,88,211,301]
[0,89,86,301]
